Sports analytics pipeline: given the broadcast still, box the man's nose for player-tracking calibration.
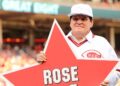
[76,19,83,23]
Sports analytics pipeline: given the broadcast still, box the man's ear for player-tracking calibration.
[90,20,94,28]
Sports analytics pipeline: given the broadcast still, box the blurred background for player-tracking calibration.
[0,0,120,74]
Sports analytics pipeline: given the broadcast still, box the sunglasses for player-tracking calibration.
[71,15,89,21]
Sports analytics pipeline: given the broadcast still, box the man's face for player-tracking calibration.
[70,15,93,36]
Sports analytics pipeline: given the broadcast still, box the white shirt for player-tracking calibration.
[66,31,118,59]
[66,31,118,86]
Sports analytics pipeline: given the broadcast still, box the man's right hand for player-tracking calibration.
[36,51,47,63]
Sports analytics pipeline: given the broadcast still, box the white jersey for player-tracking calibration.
[66,31,118,59]
[66,31,118,86]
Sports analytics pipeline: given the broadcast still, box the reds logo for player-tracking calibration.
[82,50,102,58]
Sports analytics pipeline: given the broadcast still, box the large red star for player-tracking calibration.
[3,19,118,86]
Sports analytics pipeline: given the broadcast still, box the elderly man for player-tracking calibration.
[37,3,118,86]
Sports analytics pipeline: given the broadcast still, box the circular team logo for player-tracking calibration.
[82,50,102,58]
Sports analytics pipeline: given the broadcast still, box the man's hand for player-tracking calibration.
[115,79,120,86]
[100,80,109,86]
[36,51,47,63]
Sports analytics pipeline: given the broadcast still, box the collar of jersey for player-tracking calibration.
[67,30,94,42]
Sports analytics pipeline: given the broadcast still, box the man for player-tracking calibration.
[36,4,118,86]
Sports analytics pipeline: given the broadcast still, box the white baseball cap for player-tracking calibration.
[68,4,93,17]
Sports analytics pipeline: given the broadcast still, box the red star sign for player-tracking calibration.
[3,19,118,86]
